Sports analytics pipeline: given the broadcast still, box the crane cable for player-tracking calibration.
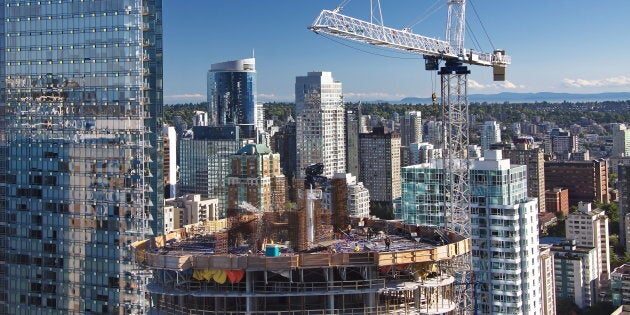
[335,0,352,11]
[431,72,438,110]
[317,33,421,60]
[466,23,482,52]
[405,0,445,30]
[468,0,495,50]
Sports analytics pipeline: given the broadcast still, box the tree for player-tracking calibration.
[370,202,394,220]
[582,301,615,315]
[609,173,618,189]
[610,234,619,249]
[597,202,619,235]
[556,298,580,315]
[611,251,630,269]
[545,218,566,237]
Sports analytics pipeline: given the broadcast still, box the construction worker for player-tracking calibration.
[384,236,391,251]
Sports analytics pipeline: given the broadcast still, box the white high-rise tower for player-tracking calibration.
[295,72,346,177]
[398,150,542,314]
[481,120,501,152]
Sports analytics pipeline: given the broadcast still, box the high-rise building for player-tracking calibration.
[399,111,422,147]
[345,107,361,178]
[193,110,209,127]
[566,202,611,286]
[404,142,442,166]
[397,150,541,314]
[164,194,219,234]
[323,173,371,227]
[612,124,630,157]
[255,102,265,132]
[179,126,255,216]
[359,127,401,207]
[226,144,286,213]
[545,159,609,206]
[611,264,630,307]
[163,126,178,199]
[271,117,297,181]
[480,121,501,152]
[539,245,556,315]
[503,147,546,213]
[545,187,570,215]
[570,150,590,161]
[545,128,578,159]
[468,144,482,158]
[0,1,163,313]
[543,239,598,309]
[295,72,345,178]
[511,122,522,136]
[619,164,630,250]
[424,120,444,148]
[207,58,257,128]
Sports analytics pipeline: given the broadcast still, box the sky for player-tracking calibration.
[163,0,630,104]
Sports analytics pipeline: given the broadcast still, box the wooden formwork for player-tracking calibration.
[331,177,348,231]
[214,230,228,254]
[298,253,331,267]
[145,253,192,270]
[193,255,246,270]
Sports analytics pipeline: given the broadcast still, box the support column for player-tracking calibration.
[327,268,335,313]
[246,270,253,314]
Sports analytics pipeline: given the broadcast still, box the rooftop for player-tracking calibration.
[612,264,630,276]
[132,217,470,271]
[235,143,271,155]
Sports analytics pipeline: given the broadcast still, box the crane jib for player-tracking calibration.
[310,9,510,76]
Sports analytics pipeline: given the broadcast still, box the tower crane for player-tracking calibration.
[309,1,510,313]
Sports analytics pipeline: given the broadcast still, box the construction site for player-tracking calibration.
[132,195,470,314]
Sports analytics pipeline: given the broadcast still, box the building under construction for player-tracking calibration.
[132,201,470,314]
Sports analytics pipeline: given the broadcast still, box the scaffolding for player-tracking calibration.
[132,215,470,314]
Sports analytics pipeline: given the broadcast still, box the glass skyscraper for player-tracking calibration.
[207,58,258,128]
[179,125,255,218]
[0,1,163,314]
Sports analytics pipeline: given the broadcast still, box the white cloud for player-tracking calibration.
[468,79,524,90]
[164,93,205,99]
[562,76,630,88]
[468,79,485,89]
[258,93,292,102]
[502,81,517,89]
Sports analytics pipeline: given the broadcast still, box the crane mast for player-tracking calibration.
[446,0,466,55]
[310,1,510,313]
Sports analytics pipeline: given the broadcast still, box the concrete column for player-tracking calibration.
[327,268,335,313]
[246,270,253,314]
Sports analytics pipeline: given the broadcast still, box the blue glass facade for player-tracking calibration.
[178,126,255,218]
[207,58,256,126]
[0,0,163,314]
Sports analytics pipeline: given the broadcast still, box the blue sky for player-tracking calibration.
[163,1,630,103]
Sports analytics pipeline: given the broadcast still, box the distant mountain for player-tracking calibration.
[395,92,630,105]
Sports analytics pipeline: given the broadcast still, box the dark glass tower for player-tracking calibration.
[207,58,257,127]
[0,1,163,313]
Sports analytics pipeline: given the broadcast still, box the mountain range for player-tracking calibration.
[385,92,630,105]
